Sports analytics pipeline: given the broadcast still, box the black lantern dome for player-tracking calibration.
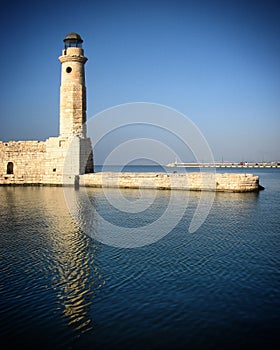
[63,32,83,49]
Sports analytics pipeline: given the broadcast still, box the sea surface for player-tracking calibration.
[0,166,279,349]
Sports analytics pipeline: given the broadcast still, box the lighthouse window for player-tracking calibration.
[66,66,72,73]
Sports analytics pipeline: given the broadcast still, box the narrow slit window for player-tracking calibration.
[7,162,14,174]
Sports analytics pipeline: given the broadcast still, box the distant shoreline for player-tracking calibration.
[166,162,280,168]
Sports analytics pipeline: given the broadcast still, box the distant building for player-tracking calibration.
[0,33,93,185]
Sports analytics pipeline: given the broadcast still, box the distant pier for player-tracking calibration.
[166,162,280,168]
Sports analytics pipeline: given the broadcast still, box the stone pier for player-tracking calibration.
[79,172,263,192]
[0,171,263,192]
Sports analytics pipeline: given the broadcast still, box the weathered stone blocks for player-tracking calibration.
[79,172,261,192]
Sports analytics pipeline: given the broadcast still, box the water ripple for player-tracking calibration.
[1,176,280,349]
[0,187,106,345]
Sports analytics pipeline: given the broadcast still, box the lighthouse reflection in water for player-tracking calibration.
[0,168,279,349]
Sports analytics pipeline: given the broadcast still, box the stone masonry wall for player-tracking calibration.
[0,141,47,184]
[0,136,94,186]
[80,172,260,192]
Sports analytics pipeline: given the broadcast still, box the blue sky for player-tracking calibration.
[0,0,279,163]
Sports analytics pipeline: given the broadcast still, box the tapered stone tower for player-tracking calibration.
[59,33,87,137]
[58,33,94,176]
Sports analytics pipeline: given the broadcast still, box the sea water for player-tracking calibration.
[0,167,279,349]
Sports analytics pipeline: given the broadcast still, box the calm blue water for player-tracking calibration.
[0,167,279,349]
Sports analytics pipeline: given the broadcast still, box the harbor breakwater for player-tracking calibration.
[0,172,264,192]
[79,172,263,192]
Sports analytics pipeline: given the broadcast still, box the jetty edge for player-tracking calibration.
[79,172,264,192]
[0,171,264,192]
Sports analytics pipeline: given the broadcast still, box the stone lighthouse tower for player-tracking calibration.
[58,33,93,176]
[59,33,87,137]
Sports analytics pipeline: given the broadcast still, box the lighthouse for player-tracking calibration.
[59,33,88,138]
[58,33,94,176]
